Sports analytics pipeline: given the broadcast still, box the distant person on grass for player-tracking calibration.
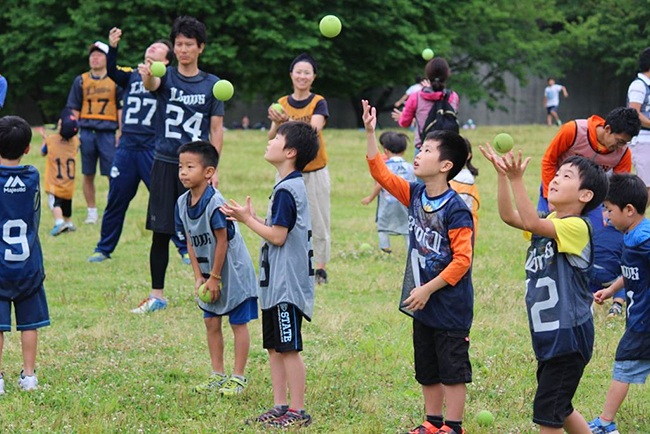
[0,116,50,394]
[365,100,474,434]
[538,107,640,231]
[482,143,608,434]
[626,47,650,204]
[267,53,331,285]
[222,121,318,428]
[175,142,258,397]
[394,75,426,108]
[589,174,650,434]
[543,78,568,126]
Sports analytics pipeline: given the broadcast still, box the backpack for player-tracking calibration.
[420,89,459,137]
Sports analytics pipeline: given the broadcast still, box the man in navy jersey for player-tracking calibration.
[132,16,224,314]
[88,28,187,264]
[0,116,49,393]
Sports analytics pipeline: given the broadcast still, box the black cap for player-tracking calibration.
[60,108,79,140]
[289,53,318,74]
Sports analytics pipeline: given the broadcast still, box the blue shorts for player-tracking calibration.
[546,106,558,114]
[80,128,117,176]
[613,359,650,384]
[202,297,258,325]
[0,286,50,332]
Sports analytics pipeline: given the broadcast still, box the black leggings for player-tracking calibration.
[150,232,172,290]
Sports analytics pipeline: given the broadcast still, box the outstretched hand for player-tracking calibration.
[501,150,531,181]
[478,143,507,176]
[109,27,122,48]
[361,100,377,133]
[220,196,255,223]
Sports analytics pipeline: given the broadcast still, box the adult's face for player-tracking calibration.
[290,61,316,93]
[89,50,106,70]
[174,34,203,66]
[145,42,171,65]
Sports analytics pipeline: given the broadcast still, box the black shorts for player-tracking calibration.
[48,194,72,218]
[546,106,558,114]
[413,319,472,385]
[262,303,303,353]
[146,159,186,234]
[533,353,586,428]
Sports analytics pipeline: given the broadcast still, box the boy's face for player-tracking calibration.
[144,42,170,65]
[601,125,632,152]
[178,152,214,189]
[548,163,593,210]
[290,61,316,92]
[603,200,635,232]
[548,79,555,86]
[414,140,451,178]
[174,34,204,66]
[265,133,296,167]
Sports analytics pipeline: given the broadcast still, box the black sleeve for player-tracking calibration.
[107,46,131,88]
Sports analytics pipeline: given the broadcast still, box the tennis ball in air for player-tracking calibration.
[150,61,166,77]
[272,103,284,113]
[320,15,342,38]
[493,133,514,153]
[213,80,234,101]
[422,48,434,61]
[197,284,211,303]
[477,410,495,426]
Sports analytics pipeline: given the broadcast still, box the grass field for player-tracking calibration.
[0,125,648,433]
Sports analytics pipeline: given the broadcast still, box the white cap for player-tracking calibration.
[89,41,109,55]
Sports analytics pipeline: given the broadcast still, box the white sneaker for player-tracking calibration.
[84,213,98,224]
[0,374,5,395]
[65,222,77,232]
[18,371,38,391]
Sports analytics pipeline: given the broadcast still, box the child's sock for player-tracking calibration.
[445,419,463,433]
[55,218,64,226]
[275,404,289,413]
[87,207,97,216]
[599,416,613,426]
[426,415,444,428]
[231,374,246,381]
[212,371,226,377]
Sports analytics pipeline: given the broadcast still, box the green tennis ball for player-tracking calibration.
[272,103,284,113]
[360,243,373,252]
[319,15,342,38]
[493,133,514,154]
[213,80,234,101]
[150,61,166,78]
[422,48,434,61]
[197,284,211,303]
[477,410,495,426]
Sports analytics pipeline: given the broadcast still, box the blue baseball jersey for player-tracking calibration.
[616,218,650,361]
[0,166,45,301]
[107,46,157,150]
[590,222,624,291]
[400,185,474,330]
[525,215,594,362]
[152,67,224,163]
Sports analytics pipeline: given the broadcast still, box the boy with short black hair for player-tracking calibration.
[482,143,609,433]
[0,115,50,394]
[42,108,80,236]
[175,140,258,396]
[589,173,650,434]
[364,101,474,434]
[222,121,319,428]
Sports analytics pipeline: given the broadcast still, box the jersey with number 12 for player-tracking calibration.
[152,67,224,163]
[0,166,45,301]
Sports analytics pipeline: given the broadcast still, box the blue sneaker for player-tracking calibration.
[131,296,168,314]
[50,223,68,236]
[182,253,191,265]
[88,252,109,263]
[588,417,619,434]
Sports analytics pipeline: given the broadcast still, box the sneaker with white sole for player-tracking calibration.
[50,223,68,236]
[65,222,77,232]
[219,375,247,396]
[181,253,191,265]
[0,373,4,395]
[84,212,98,224]
[18,371,38,391]
[588,417,620,434]
[131,296,168,314]
[193,372,228,394]
[88,252,109,263]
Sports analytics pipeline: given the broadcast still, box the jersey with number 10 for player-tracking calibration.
[0,166,44,301]
[153,67,224,163]
[525,217,594,362]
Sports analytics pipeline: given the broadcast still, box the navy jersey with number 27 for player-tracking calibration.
[0,166,45,301]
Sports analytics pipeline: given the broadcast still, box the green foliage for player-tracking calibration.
[0,0,565,119]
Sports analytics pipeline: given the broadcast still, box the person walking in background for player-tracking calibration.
[544,78,568,126]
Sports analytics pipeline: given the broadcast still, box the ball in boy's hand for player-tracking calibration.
[197,284,211,303]
[150,61,166,77]
[477,410,495,426]
[319,15,342,38]
[213,80,234,101]
[272,103,284,113]
[422,48,434,61]
[493,133,514,153]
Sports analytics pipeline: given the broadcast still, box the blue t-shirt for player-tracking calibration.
[590,222,624,291]
[107,46,157,150]
[66,74,123,131]
[616,218,650,360]
[0,165,45,301]
[271,171,300,231]
[152,67,224,163]
[0,75,7,109]
[174,186,234,241]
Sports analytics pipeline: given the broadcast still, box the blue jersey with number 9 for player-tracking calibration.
[0,166,45,301]
[153,67,224,163]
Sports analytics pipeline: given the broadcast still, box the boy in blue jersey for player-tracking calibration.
[482,143,608,434]
[175,141,258,396]
[590,214,626,318]
[363,101,474,434]
[222,121,319,428]
[589,174,650,434]
[88,28,187,263]
[0,116,50,394]
[133,16,224,314]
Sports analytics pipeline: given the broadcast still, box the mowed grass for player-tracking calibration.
[0,125,648,433]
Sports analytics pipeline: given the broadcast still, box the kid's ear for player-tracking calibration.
[24,145,31,156]
[578,189,594,204]
[440,159,453,174]
[205,165,216,177]
[285,147,298,159]
[624,203,637,216]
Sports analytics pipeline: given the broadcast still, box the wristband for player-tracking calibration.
[210,272,221,280]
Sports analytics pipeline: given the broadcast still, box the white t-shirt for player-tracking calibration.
[628,73,650,138]
[544,84,563,107]
[406,83,422,95]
